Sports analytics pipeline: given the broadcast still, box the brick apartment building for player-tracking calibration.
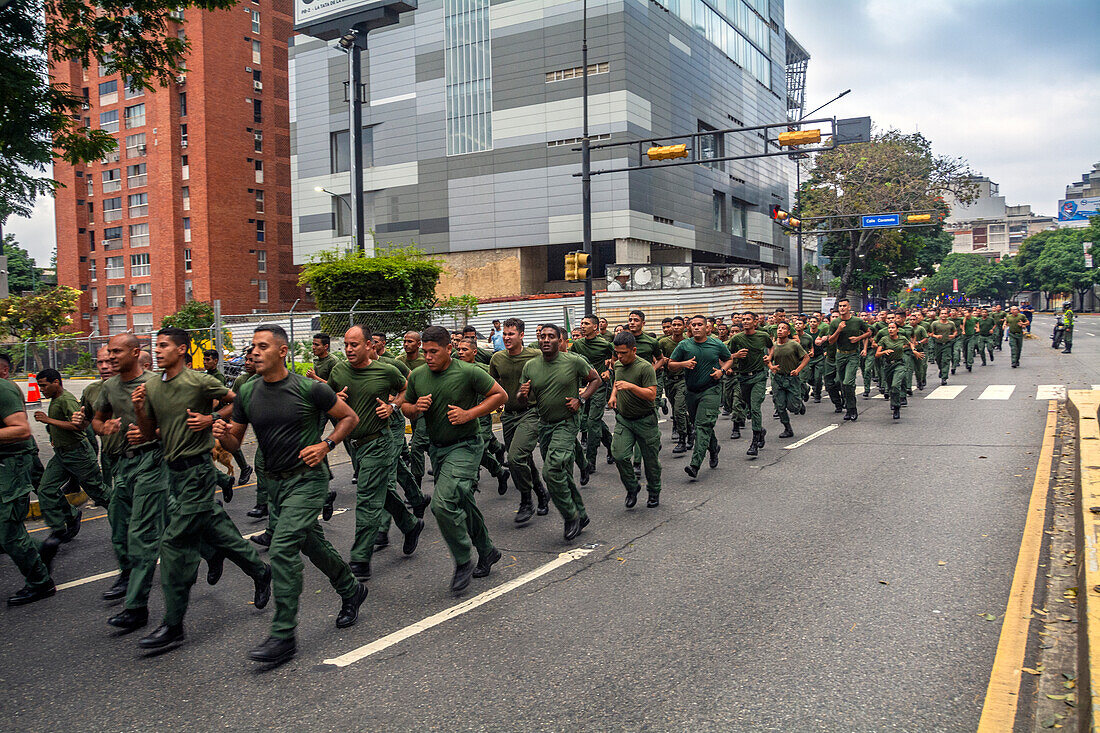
[52,0,298,335]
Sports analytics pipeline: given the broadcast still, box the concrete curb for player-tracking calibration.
[26,491,89,521]
[1068,389,1100,732]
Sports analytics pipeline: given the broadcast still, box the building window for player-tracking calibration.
[106,284,126,308]
[99,109,119,133]
[547,134,609,148]
[102,168,121,193]
[254,189,264,213]
[181,155,189,180]
[329,127,373,173]
[103,196,123,222]
[89,287,98,308]
[125,133,146,158]
[184,248,192,271]
[181,186,190,211]
[87,177,94,196]
[124,103,145,129]
[89,230,96,251]
[254,160,263,183]
[712,191,726,232]
[98,79,118,105]
[253,130,263,152]
[105,256,124,279]
[253,100,262,124]
[178,92,187,116]
[184,279,194,302]
[126,163,146,188]
[103,226,123,250]
[250,9,260,33]
[89,259,97,281]
[128,192,148,217]
[545,62,609,83]
[697,121,723,169]
[444,0,493,155]
[973,227,988,245]
[183,217,192,242]
[251,39,261,63]
[131,312,153,330]
[125,76,144,99]
[107,314,127,334]
[130,252,150,277]
[87,201,94,222]
[257,279,268,303]
[128,222,149,247]
[731,200,747,238]
[180,123,188,148]
[101,146,120,164]
[333,195,351,236]
[256,250,266,273]
[255,220,265,242]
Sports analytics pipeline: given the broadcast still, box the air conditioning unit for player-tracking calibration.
[180,139,188,148]
[101,240,109,248]
[245,66,253,72]
[176,74,186,84]
[91,304,98,310]
[137,145,147,155]
[253,80,262,92]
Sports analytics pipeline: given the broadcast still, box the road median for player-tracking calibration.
[1068,389,1100,732]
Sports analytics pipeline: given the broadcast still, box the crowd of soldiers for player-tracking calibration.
[0,298,1033,664]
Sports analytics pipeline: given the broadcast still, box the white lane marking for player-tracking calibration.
[1036,385,1066,401]
[925,385,966,400]
[784,424,839,450]
[978,385,1016,400]
[1091,385,1100,391]
[871,393,885,399]
[323,546,596,668]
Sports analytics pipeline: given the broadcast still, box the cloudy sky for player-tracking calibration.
[6,0,1099,266]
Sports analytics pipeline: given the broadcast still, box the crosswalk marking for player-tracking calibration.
[926,385,966,400]
[1092,385,1100,391]
[1036,385,1066,401]
[978,385,1015,400]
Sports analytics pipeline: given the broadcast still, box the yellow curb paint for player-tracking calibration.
[977,400,1058,732]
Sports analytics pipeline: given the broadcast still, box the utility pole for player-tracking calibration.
[580,0,593,315]
[341,30,367,254]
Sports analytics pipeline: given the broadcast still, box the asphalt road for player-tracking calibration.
[1,314,1097,732]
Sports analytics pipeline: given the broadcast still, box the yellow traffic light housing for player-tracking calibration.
[777,129,822,147]
[647,144,689,161]
[784,276,794,291]
[565,251,591,281]
[906,213,932,223]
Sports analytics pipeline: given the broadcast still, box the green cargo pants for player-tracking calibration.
[962,334,977,368]
[580,385,610,469]
[686,383,721,470]
[1,455,52,590]
[822,357,843,409]
[38,442,109,529]
[538,415,587,523]
[666,372,690,438]
[808,356,824,399]
[861,352,876,395]
[429,437,494,567]
[932,342,953,380]
[771,373,802,426]
[737,370,768,432]
[160,458,266,625]
[351,435,416,564]
[914,349,928,387]
[1008,333,1023,366]
[501,409,539,501]
[407,417,430,486]
[265,465,358,639]
[882,359,907,409]
[109,447,167,610]
[952,337,963,368]
[834,351,861,410]
[611,412,661,497]
[477,414,505,478]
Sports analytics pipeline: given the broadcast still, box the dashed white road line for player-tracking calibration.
[1035,385,1066,401]
[322,546,596,668]
[784,424,839,450]
[978,385,1016,400]
[925,385,966,400]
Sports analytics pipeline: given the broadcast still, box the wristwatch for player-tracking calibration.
[390,402,398,414]
[323,438,336,451]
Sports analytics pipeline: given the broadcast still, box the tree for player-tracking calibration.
[1,233,42,293]
[820,228,953,300]
[1016,216,1099,308]
[0,285,81,340]
[800,130,977,299]
[916,253,1015,303]
[0,0,238,220]
[161,299,217,330]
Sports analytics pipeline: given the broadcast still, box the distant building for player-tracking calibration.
[944,176,1055,261]
[1058,161,1100,228]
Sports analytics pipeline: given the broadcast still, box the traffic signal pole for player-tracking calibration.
[580,0,593,315]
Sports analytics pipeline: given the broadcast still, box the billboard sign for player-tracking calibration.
[295,0,414,35]
[1058,197,1099,222]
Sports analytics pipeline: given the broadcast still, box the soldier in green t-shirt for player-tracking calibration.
[520,324,602,541]
[1004,306,1029,367]
[768,323,808,439]
[949,309,965,373]
[569,316,614,473]
[827,299,872,421]
[908,313,930,391]
[659,317,691,453]
[397,331,431,491]
[403,326,509,593]
[875,321,922,419]
[990,305,1006,350]
[928,311,958,384]
[456,338,510,495]
[976,308,996,366]
[32,369,107,543]
[608,331,661,508]
[670,315,734,470]
[0,354,56,607]
[960,308,981,372]
[203,348,254,485]
[804,316,826,402]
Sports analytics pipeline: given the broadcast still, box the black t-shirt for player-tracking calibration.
[232,372,337,473]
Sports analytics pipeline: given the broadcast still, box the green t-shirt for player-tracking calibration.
[1005,314,1027,334]
[817,323,837,360]
[669,336,732,392]
[950,317,964,333]
[377,354,409,377]
[911,324,928,345]
[489,346,540,411]
[47,389,85,450]
[877,334,911,363]
[978,317,995,336]
[797,331,816,359]
[929,320,957,341]
[613,358,657,420]
[520,351,590,424]
[405,359,496,446]
[397,352,427,371]
[312,354,338,381]
[327,359,405,440]
[145,368,230,462]
[232,372,258,392]
[963,316,979,335]
[630,331,663,365]
[770,339,807,374]
[0,378,34,460]
[729,330,773,373]
[233,372,336,474]
[94,371,156,456]
[657,334,684,359]
[830,317,870,353]
[569,336,613,376]
[992,311,1006,325]
[80,377,109,449]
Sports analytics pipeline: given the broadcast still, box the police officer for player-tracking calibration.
[1061,302,1074,354]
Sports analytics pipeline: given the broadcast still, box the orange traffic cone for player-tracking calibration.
[25,374,41,404]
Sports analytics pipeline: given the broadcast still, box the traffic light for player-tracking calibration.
[771,206,790,222]
[784,276,794,291]
[777,129,822,147]
[646,143,689,161]
[565,251,591,281]
[906,213,932,223]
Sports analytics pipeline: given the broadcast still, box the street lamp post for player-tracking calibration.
[315,186,355,250]
[580,0,593,315]
[338,30,367,255]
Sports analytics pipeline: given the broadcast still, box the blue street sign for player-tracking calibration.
[861,214,901,228]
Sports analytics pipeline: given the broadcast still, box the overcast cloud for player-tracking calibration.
[7,0,1099,266]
